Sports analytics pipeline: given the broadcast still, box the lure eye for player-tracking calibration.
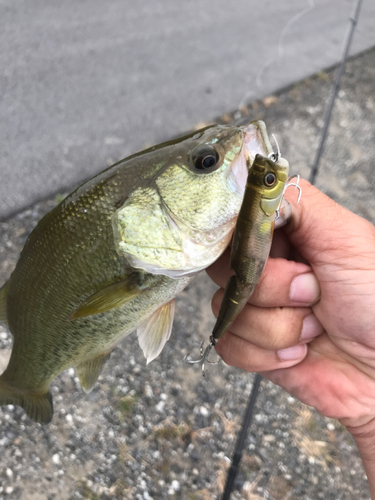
[191,145,219,171]
[264,172,277,187]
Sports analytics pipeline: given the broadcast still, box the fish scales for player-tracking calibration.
[2,144,194,398]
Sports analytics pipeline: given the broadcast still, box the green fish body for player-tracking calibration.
[0,121,276,423]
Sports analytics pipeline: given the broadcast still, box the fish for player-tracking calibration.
[0,120,287,423]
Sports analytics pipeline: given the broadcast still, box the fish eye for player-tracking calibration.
[191,145,219,171]
[264,172,277,187]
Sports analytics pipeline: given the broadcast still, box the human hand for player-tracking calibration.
[207,180,375,440]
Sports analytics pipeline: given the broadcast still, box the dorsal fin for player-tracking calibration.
[0,281,9,326]
[137,299,176,364]
[75,351,112,393]
[69,275,144,320]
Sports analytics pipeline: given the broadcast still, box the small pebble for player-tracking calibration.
[199,406,209,417]
[155,401,165,413]
[262,434,276,443]
[171,480,180,491]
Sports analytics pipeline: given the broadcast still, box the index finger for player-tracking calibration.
[206,249,320,308]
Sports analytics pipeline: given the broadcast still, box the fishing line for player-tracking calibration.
[237,0,315,113]
[222,1,364,498]
[277,0,315,59]
[256,0,315,91]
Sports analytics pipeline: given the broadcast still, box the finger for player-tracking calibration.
[274,199,292,229]
[270,227,308,264]
[215,331,308,372]
[207,256,320,308]
[212,289,324,350]
[269,227,292,259]
[206,247,231,287]
[284,179,375,266]
[260,335,375,424]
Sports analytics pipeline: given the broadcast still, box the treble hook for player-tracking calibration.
[276,174,302,219]
[185,335,221,376]
[266,137,302,208]
[285,174,302,203]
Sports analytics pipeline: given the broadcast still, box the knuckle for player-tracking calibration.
[265,308,304,350]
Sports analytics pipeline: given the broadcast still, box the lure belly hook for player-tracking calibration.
[185,336,220,376]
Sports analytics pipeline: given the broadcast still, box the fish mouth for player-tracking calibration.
[242,121,274,163]
[229,121,276,195]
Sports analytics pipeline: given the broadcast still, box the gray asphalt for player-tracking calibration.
[1,0,375,219]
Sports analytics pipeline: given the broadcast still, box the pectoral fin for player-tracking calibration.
[0,281,9,326]
[75,351,112,393]
[70,276,144,320]
[137,300,176,364]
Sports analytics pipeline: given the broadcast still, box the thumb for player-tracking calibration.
[284,180,375,269]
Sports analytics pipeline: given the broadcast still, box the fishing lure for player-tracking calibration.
[186,151,301,374]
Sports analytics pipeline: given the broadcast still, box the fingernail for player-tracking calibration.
[300,313,324,340]
[290,273,320,304]
[277,344,307,361]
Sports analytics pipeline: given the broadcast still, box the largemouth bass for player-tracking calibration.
[0,120,288,423]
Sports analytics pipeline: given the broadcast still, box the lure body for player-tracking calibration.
[211,154,289,341]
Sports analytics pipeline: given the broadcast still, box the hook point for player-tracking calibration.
[185,336,221,375]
